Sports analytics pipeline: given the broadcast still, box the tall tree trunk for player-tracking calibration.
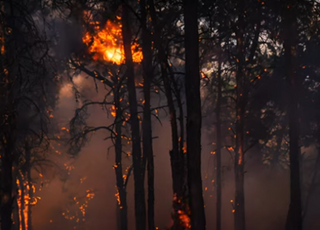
[283,2,302,230]
[26,144,32,230]
[139,0,155,229]
[0,1,16,229]
[215,39,223,230]
[121,3,146,230]
[148,1,185,228]
[234,1,246,230]
[183,0,206,229]
[17,174,26,230]
[114,80,128,230]
[167,63,187,203]
[13,190,20,230]
[0,140,14,230]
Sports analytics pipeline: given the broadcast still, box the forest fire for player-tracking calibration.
[2,1,320,230]
[83,19,143,64]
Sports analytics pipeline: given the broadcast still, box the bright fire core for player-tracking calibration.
[83,19,143,64]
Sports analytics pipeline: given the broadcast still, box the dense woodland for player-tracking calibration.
[1,0,320,230]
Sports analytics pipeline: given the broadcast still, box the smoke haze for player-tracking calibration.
[30,75,320,230]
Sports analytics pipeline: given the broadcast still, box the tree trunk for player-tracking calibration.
[121,3,146,230]
[283,2,302,230]
[0,2,16,229]
[139,0,155,229]
[167,63,187,205]
[18,175,26,230]
[148,1,186,229]
[234,1,246,230]
[13,192,20,230]
[183,0,206,229]
[215,39,223,230]
[114,81,128,230]
[0,142,14,230]
[26,145,32,230]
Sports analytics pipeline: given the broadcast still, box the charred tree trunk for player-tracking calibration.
[17,174,26,230]
[234,1,246,230]
[114,81,128,230]
[13,191,20,230]
[0,140,14,230]
[215,39,223,230]
[148,1,185,229]
[25,144,32,230]
[183,0,206,229]
[139,0,155,229]
[121,3,146,230]
[167,64,187,201]
[283,2,302,230]
[0,2,16,229]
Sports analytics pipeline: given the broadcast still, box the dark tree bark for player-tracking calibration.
[114,78,128,230]
[0,138,14,230]
[25,143,32,230]
[183,0,206,229]
[215,39,223,230]
[17,174,26,230]
[148,1,186,229]
[0,2,16,229]
[121,3,146,230]
[283,2,303,230]
[234,1,246,230]
[139,0,155,229]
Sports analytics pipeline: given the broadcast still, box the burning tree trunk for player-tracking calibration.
[283,2,302,230]
[114,78,128,230]
[17,175,26,230]
[139,0,155,229]
[121,3,146,230]
[148,1,186,228]
[25,144,32,230]
[234,1,246,230]
[183,0,206,229]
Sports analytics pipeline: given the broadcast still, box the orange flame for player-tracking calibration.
[83,19,143,64]
[16,178,38,230]
[177,209,191,229]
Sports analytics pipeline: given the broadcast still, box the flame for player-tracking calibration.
[83,19,143,64]
[16,178,39,230]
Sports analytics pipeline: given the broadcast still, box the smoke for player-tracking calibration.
[28,19,320,227]
[30,72,320,230]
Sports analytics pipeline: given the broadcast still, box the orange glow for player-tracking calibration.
[115,190,121,205]
[171,194,191,229]
[110,105,116,117]
[182,146,187,154]
[83,19,143,64]
[16,178,39,230]
[177,209,191,229]
[0,32,4,55]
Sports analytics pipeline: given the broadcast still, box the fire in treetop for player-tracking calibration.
[82,18,143,65]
